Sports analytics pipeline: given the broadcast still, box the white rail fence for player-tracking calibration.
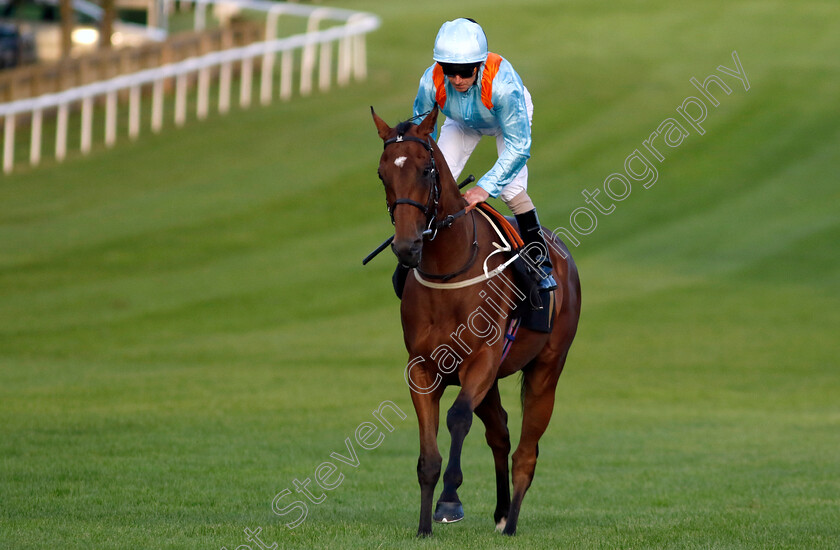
[0,1,380,174]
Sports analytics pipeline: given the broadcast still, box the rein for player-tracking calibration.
[417,211,478,282]
[383,133,478,281]
[413,206,521,290]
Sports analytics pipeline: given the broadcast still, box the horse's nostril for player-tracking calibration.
[391,238,422,268]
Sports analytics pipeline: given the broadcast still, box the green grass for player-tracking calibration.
[1,1,839,548]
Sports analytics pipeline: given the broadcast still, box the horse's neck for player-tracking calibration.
[431,143,467,224]
[418,175,478,276]
[438,176,464,217]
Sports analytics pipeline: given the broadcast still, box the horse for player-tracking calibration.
[371,105,581,537]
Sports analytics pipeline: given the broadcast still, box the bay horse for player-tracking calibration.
[371,106,581,536]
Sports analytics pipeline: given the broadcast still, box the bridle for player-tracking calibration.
[382,132,478,281]
[384,133,442,239]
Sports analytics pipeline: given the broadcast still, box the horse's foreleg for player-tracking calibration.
[474,381,511,530]
[433,393,471,523]
[503,354,566,536]
[410,386,442,537]
[435,354,497,524]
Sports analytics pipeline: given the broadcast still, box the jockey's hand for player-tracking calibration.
[462,186,490,210]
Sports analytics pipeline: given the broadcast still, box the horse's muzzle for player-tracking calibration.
[392,238,422,268]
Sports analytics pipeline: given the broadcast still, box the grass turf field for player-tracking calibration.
[1,1,838,548]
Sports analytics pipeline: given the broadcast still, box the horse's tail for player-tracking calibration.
[519,371,526,411]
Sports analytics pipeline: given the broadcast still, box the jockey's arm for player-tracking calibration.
[475,78,531,199]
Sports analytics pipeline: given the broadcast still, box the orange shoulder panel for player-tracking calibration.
[480,53,503,111]
[432,63,447,109]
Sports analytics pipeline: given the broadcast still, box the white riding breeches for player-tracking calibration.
[436,87,534,204]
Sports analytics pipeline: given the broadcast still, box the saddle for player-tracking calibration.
[474,203,555,334]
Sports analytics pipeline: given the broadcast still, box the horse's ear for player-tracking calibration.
[416,105,439,138]
[371,106,392,141]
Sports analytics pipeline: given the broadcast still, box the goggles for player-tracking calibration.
[439,63,478,79]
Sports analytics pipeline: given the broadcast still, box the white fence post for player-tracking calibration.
[219,61,232,113]
[300,8,329,96]
[105,91,118,147]
[240,57,253,108]
[337,16,355,87]
[198,66,210,119]
[30,109,43,166]
[354,33,367,81]
[3,115,14,174]
[152,79,164,133]
[261,5,287,105]
[81,97,93,154]
[260,43,274,106]
[56,105,68,161]
[175,73,188,126]
[319,39,332,93]
[129,85,141,139]
[280,49,294,101]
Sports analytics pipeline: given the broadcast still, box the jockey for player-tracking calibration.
[412,18,557,292]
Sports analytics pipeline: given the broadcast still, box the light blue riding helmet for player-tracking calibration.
[433,18,488,64]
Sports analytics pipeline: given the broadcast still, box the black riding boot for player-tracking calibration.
[515,209,558,292]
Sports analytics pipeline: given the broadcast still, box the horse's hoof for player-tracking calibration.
[433,501,464,523]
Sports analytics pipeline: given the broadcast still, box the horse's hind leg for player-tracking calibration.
[502,351,569,536]
[474,381,512,531]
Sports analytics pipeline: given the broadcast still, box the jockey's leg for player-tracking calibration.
[437,118,481,181]
[495,86,555,290]
[514,211,558,292]
[504,190,558,292]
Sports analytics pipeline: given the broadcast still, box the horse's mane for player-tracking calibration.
[395,120,414,136]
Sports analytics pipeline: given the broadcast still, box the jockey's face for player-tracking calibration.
[447,67,477,93]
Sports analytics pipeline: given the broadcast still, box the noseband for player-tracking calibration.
[383,134,441,238]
